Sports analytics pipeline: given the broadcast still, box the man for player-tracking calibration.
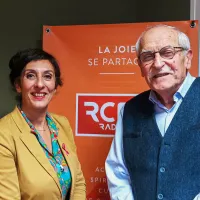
[105,24,200,200]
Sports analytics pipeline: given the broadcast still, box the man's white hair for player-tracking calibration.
[135,24,191,57]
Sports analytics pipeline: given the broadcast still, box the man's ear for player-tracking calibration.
[137,58,145,77]
[185,49,193,70]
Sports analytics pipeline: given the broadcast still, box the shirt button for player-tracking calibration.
[160,167,166,173]
[158,194,163,199]
[60,165,64,172]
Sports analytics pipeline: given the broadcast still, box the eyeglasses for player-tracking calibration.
[138,46,187,65]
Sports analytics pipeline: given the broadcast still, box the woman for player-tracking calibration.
[0,48,86,200]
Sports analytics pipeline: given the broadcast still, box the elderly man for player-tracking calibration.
[105,24,200,200]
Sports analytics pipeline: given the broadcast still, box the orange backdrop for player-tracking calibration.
[43,20,198,200]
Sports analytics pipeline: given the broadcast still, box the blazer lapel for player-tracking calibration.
[11,107,62,195]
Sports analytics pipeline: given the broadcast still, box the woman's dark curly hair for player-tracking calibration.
[9,48,63,101]
[9,49,63,88]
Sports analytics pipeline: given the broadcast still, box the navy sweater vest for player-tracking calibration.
[123,78,200,200]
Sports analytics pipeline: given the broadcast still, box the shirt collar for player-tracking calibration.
[149,72,196,106]
[17,105,58,136]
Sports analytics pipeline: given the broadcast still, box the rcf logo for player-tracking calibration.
[76,94,135,137]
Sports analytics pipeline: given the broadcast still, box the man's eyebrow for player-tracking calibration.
[140,49,154,54]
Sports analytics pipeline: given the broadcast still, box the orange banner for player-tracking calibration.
[43,20,198,199]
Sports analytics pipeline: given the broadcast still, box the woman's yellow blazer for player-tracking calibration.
[0,107,86,200]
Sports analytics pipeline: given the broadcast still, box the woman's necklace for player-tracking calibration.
[37,129,46,131]
[36,122,47,131]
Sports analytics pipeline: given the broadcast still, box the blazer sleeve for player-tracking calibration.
[0,131,21,200]
[52,114,86,199]
[72,158,86,200]
[66,121,86,200]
